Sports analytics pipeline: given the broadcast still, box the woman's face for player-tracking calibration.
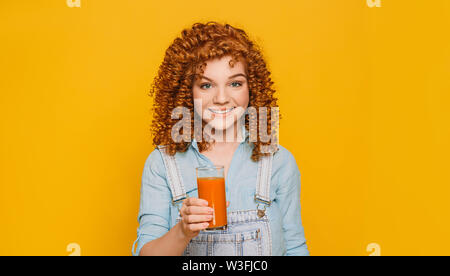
[192,55,249,134]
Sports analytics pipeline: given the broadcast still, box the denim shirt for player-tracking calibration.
[132,129,309,256]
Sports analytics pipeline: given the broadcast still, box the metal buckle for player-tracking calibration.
[256,203,267,218]
[254,195,272,206]
[172,195,187,212]
[254,195,270,218]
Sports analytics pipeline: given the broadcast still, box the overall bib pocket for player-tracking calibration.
[176,210,271,256]
[184,228,262,256]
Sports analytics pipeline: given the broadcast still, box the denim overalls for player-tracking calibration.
[158,145,274,256]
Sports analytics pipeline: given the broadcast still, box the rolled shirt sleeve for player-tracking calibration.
[132,149,171,256]
[276,152,309,256]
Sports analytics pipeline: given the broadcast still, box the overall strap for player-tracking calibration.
[255,153,274,206]
[157,145,187,206]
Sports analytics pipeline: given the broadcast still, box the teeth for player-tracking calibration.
[209,107,234,114]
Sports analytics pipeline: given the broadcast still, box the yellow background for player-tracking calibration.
[1,0,449,256]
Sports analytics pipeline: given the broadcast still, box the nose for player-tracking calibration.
[213,85,230,105]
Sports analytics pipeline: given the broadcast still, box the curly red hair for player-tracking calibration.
[149,21,280,162]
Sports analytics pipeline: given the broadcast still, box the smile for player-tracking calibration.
[208,107,235,114]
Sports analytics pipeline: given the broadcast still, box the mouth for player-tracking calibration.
[208,107,235,115]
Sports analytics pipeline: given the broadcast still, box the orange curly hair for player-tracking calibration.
[149,21,280,162]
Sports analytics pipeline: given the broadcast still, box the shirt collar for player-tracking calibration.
[191,124,249,152]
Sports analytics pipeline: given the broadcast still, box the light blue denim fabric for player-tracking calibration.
[132,128,309,256]
[175,210,272,256]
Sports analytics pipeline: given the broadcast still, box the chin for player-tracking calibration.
[203,118,240,139]
[207,120,236,131]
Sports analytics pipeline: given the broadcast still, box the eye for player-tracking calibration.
[230,81,243,88]
[200,83,212,90]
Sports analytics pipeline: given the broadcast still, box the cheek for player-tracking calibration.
[192,88,201,101]
[193,89,211,112]
[235,89,250,107]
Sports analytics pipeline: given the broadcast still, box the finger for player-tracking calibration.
[184,197,209,207]
[183,205,214,215]
[188,222,210,232]
[226,201,230,208]
[184,214,213,224]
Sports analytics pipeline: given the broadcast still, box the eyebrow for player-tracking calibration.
[199,73,248,82]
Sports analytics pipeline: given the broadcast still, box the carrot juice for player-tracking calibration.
[197,176,227,230]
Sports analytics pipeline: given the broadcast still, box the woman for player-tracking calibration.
[132,22,309,256]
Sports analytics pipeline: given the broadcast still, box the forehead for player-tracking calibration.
[197,56,246,78]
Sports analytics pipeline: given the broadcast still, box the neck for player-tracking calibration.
[208,121,244,147]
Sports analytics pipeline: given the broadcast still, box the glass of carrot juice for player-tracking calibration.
[196,166,227,231]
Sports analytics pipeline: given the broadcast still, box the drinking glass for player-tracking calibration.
[196,166,227,230]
